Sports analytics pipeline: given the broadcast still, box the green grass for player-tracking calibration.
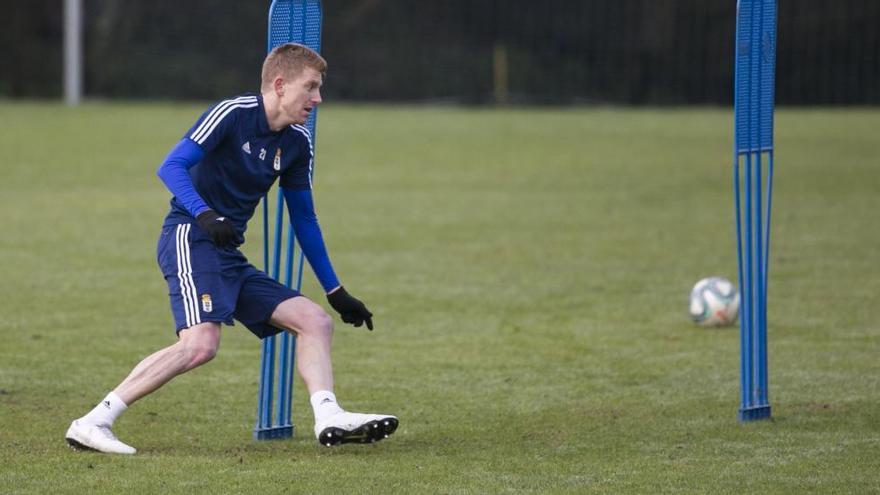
[0,101,878,494]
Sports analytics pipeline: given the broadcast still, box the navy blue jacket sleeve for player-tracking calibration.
[282,188,340,293]
[156,138,210,217]
[280,125,314,190]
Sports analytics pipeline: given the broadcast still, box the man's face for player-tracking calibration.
[279,67,323,125]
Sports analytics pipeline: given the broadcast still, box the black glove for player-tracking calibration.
[196,209,237,248]
[327,286,374,330]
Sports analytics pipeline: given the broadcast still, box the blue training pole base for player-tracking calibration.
[255,425,294,440]
[738,405,771,422]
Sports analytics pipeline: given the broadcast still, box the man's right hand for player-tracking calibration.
[196,209,237,248]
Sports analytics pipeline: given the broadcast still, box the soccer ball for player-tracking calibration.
[689,277,740,327]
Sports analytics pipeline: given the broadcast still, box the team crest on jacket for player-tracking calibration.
[274,148,281,171]
[201,294,213,313]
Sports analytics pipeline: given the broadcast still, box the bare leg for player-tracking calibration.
[269,297,334,395]
[66,322,222,454]
[268,296,398,446]
[114,322,221,405]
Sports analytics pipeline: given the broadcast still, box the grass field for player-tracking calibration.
[0,102,878,494]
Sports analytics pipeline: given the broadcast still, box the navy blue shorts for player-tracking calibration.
[156,222,300,338]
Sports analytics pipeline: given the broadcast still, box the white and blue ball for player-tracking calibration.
[689,277,740,327]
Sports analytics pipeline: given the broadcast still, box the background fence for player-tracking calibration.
[2,0,878,104]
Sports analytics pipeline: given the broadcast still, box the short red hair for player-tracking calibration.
[261,43,327,91]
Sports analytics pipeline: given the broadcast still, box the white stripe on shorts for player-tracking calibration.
[175,224,201,328]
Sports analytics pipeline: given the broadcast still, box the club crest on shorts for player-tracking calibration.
[201,294,213,313]
[274,148,281,171]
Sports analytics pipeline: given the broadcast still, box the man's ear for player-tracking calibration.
[273,76,285,96]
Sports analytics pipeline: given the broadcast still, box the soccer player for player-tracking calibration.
[65,43,398,454]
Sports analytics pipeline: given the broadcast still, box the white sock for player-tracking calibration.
[80,392,128,427]
[310,390,343,423]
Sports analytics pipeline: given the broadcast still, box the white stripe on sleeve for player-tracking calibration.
[289,125,315,188]
[190,96,258,145]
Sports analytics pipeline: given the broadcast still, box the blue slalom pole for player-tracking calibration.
[734,0,775,422]
[255,0,323,441]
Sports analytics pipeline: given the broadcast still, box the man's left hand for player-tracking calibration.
[327,287,374,330]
